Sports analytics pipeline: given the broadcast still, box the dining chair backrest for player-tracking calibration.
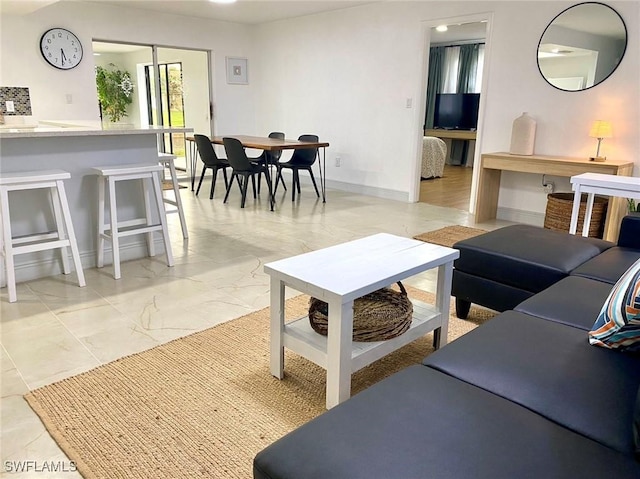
[194,134,224,167]
[289,134,319,166]
[269,131,285,140]
[267,131,285,163]
[223,137,254,172]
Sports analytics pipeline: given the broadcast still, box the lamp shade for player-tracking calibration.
[589,120,613,139]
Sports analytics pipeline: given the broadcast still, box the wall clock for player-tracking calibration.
[40,28,83,70]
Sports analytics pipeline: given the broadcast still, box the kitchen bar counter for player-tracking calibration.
[0,121,186,138]
[0,123,193,286]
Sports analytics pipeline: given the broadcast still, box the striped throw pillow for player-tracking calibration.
[589,258,640,352]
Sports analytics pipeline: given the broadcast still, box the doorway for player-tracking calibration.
[145,62,186,159]
[418,18,489,211]
[92,41,211,172]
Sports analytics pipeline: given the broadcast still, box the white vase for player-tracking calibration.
[509,112,536,156]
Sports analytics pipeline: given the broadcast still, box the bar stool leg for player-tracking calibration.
[150,171,174,267]
[0,188,17,302]
[143,177,156,258]
[108,176,122,280]
[167,157,188,239]
[50,185,71,275]
[97,175,106,268]
[190,140,198,191]
[56,180,86,287]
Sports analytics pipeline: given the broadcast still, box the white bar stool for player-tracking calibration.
[0,170,86,302]
[158,153,188,239]
[92,163,174,280]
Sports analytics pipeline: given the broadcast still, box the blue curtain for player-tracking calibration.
[424,46,445,129]
[457,44,480,93]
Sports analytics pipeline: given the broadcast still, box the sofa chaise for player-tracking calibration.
[253,214,640,479]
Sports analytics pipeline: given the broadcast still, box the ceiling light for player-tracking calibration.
[436,25,448,32]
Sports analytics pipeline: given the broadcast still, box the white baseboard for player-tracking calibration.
[278,170,408,202]
[324,179,409,202]
[496,206,545,227]
[1,239,166,286]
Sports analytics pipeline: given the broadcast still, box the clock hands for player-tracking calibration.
[60,48,67,66]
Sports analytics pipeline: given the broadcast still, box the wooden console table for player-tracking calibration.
[425,129,477,141]
[475,152,635,242]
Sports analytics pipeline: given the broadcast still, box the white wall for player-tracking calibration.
[479,1,638,220]
[2,1,638,222]
[254,1,639,219]
[255,2,424,198]
[0,1,257,134]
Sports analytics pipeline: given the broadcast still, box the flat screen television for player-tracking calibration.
[433,93,480,130]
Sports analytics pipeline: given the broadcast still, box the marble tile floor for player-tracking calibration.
[1,178,513,477]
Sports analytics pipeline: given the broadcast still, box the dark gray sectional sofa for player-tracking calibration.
[253,214,640,479]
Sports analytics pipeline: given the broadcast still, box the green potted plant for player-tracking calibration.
[95,63,134,123]
[628,198,640,213]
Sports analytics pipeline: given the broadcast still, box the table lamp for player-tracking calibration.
[589,120,612,162]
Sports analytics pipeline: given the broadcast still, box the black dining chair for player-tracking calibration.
[274,134,320,201]
[252,131,285,195]
[194,134,232,199]
[222,137,274,208]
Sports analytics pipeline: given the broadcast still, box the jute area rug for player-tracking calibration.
[25,288,495,479]
[413,225,487,247]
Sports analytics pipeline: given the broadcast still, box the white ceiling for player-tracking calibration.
[430,21,487,45]
[0,0,375,25]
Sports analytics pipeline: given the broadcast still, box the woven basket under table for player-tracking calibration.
[308,282,413,342]
[544,192,608,238]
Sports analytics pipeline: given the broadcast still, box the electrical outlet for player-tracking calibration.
[335,156,341,167]
[5,100,15,113]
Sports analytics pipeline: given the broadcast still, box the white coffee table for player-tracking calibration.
[264,233,459,409]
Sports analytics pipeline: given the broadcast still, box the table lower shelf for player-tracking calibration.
[282,299,443,373]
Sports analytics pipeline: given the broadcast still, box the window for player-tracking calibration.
[440,44,485,94]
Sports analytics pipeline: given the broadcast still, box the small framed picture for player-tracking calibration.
[226,57,248,85]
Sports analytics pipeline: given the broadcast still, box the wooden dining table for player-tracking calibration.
[210,135,329,211]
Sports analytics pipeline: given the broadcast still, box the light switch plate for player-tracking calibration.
[6,100,15,113]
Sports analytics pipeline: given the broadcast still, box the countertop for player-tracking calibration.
[0,120,192,139]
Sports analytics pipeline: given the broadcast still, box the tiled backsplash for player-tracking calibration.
[0,87,32,115]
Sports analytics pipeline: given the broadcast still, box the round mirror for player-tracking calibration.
[537,2,627,91]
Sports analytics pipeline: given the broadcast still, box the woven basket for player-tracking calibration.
[308,282,413,342]
[544,193,608,238]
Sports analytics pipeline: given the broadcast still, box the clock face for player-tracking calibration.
[40,28,83,70]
